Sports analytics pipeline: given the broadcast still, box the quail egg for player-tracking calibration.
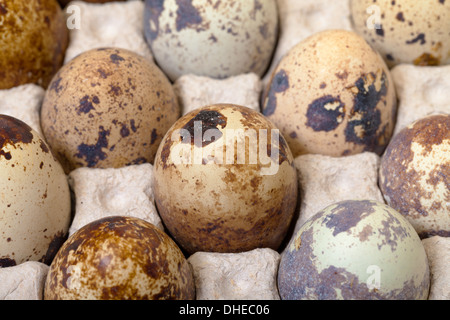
[44,216,196,300]
[262,29,398,158]
[40,47,180,174]
[350,0,450,67]
[0,115,71,268]
[379,114,449,238]
[0,0,68,89]
[278,200,430,300]
[144,0,279,81]
[153,104,298,254]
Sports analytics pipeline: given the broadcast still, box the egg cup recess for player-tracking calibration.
[153,104,299,255]
[0,115,71,268]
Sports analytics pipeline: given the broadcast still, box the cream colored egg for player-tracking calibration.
[278,200,430,300]
[153,104,298,255]
[144,0,279,81]
[41,47,180,174]
[44,216,196,300]
[350,0,450,67]
[0,115,71,268]
[262,29,397,158]
[379,114,449,238]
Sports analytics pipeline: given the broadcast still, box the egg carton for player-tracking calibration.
[0,0,449,300]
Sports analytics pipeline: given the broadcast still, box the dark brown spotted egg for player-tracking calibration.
[44,216,196,300]
[262,29,397,158]
[379,114,449,239]
[278,200,430,300]
[40,47,180,174]
[0,115,71,268]
[58,0,126,6]
[350,0,450,67]
[153,104,298,255]
[144,0,279,81]
[0,0,68,89]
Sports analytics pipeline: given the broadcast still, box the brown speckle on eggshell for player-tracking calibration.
[0,115,71,268]
[40,47,181,174]
[379,114,450,238]
[44,216,195,300]
[262,29,398,158]
[350,0,450,67]
[0,0,68,89]
[153,104,298,255]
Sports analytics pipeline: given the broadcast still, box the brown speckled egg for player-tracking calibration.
[44,216,196,300]
[350,0,450,67]
[40,47,181,174]
[0,0,68,89]
[379,114,449,239]
[278,200,430,300]
[144,0,279,81]
[153,104,298,255]
[0,115,71,268]
[261,29,398,158]
[58,0,126,6]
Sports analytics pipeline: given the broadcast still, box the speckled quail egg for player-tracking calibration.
[44,216,196,300]
[144,0,279,81]
[0,0,68,90]
[153,104,298,254]
[379,114,449,239]
[40,47,181,174]
[278,200,430,300]
[350,0,450,67]
[58,0,126,6]
[0,115,71,268]
[261,29,398,158]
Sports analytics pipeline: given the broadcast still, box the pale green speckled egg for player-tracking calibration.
[278,200,430,300]
[144,0,279,81]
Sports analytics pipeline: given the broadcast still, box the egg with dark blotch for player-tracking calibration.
[0,0,68,89]
[278,200,430,300]
[261,29,398,158]
[379,114,450,239]
[0,115,71,268]
[153,104,298,255]
[40,47,181,174]
[44,216,196,300]
[144,0,279,81]
[350,0,450,67]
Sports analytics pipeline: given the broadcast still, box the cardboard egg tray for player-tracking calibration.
[0,0,448,300]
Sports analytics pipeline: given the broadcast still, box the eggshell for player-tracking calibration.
[0,115,71,268]
[0,0,68,89]
[153,104,298,254]
[44,216,196,300]
[278,200,430,300]
[40,47,180,174]
[261,29,397,158]
[350,0,450,67]
[379,114,450,238]
[144,0,279,81]
[58,0,126,6]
